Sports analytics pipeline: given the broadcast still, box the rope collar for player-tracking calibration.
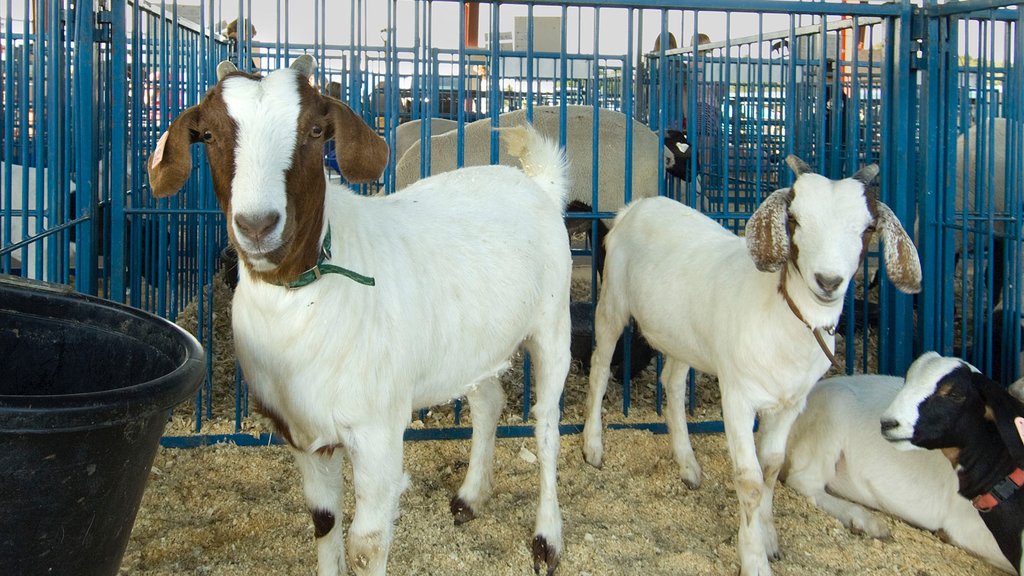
[275,224,375,289]
[973,467,1024,512]
[779,266,840,370]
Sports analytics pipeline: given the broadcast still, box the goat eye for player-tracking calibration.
[202,131,214,143]
[310,125,323,138]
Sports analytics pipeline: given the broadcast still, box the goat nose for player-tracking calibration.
[234,211,281,241]
[879,419,899,434]
[815,273,843,293]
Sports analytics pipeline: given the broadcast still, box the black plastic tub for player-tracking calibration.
[0,276,205,576]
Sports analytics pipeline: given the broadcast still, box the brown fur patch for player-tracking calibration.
[252,398,296,448]
[984,404,996,422]
[940,446,961,468]
[745,188,793,273]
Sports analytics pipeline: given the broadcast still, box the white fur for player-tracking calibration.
[583,166,914,575]
[178,65,572,576]
[957,117,1011,238]
[394,105,669,218]
[784,374,1013,574]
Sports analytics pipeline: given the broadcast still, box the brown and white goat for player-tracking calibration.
[147,55,572,576]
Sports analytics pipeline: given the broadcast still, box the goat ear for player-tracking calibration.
[875,201,922,293]
[851,163,880,187]
[785,155,814,177]
[745,188,792,272]
[326,99,389,183]
[290,54,317,83]
[147,106,201,198]
[978,375,1024,468]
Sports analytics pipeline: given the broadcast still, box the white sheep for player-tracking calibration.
[583,156,922,575]
[392,117,458,165]
[782,374,1013,574]
[882,352,1024,574]
[146,55,571,576]
[394,105,671,216]
[954,116,1020,312]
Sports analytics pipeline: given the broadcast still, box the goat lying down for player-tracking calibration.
[883,352,1024,574]
[584,157,922,575]
[147,56,572,576]
[783,375,1013,573]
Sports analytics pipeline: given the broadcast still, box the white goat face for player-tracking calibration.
[145,56,389,285]
[218,69,303,269]
[787,172,875,304]
[880,351,980,451]
[745,156,922,307]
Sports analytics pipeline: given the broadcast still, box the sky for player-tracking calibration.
[177,1,804,56]
[0,1,1008,63]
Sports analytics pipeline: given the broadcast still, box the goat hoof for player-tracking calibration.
[532,535,560,576]
[679,467,702,490]
[449,496,477,525]
[581,446,604,469]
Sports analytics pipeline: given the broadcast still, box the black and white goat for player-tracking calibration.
[583,156,922,575]
[147,56,571,576]
[882,352,1024,574]
[784,374,1012,573]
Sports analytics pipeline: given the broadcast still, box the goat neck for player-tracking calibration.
[958,435,1024,575]
[955,427,1020,504]
[778,262,840,369]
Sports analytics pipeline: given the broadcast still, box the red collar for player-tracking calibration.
[973,468,1024,512]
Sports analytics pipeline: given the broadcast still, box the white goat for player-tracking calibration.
[583,156,922,575]
[783,374,1013,574]
[146,56,571,576]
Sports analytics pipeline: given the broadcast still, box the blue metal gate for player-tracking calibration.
[1,0,1020,445]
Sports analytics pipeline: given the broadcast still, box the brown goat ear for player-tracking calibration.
[326,99,389,183]
[785,155,813,177]
[147,106,201,198]
[745,187,792,273]
[875,201,922,293]
[978,375,1024,468]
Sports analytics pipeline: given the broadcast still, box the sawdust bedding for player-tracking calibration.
[125,272,1003,575]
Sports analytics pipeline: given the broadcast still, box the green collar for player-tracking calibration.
[276,224,375,289]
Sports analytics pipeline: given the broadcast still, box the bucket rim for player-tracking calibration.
[0,275,206,430]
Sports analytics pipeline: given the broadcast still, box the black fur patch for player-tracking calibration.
[311,508,335,539]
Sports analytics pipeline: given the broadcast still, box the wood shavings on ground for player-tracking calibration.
[122,430,1004,575]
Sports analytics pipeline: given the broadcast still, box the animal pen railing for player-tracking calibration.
[1,0,1020,445]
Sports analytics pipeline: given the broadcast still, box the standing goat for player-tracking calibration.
[583,156,922,575]
[882,352,1024,574]
[146,56,571,576]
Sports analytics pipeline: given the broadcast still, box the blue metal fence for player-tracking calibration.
[1,0,1020,445]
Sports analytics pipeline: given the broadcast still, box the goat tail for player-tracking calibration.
[497,123,569,209]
